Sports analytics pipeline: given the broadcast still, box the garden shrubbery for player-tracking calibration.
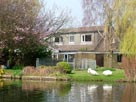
[12,65,23,70]
[22,66,54,76]
[96,67,116,71]
[22,62,72,76]
[56,62,72,74]
[0,66,4,76]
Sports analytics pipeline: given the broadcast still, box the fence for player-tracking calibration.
[36,58,59,67]
[74,59,96,70]
[36,58,96,70]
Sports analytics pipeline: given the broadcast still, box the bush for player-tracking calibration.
[57,62,72,74]
[23,66,57,76]
[0,66,4,76]
[12,65,23,70]
[22,66,36,75]
[96,67,116,71]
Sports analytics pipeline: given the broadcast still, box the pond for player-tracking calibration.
[0,80,135,102]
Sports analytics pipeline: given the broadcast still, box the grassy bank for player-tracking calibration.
[4,69,22,76]
[69,68,125,82]
[3,68,125,82]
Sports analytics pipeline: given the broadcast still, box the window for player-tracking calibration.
[117,54,122,62]
[54,36,63,45]
[68,54,74,62]
[81,34,92,44]
[64,54,68,61]
[69,35,75,44]
[55,37,59,42]
[63,54,75,62]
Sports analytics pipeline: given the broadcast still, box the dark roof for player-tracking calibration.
[55,45,95,52]
[58,26,104,34]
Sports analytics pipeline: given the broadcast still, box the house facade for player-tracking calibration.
[47,26,122,69]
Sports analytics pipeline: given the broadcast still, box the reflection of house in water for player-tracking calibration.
[43,26,122,69]
[103,84,113,102]
[21,81,125,102]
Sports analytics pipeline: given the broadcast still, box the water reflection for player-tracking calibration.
[70,83,116,102]
[122,83,136,102]
[0,80,136,102]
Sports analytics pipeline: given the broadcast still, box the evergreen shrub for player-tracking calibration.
[57,62,72,74]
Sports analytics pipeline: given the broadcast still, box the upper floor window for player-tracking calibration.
[81,34,92,44]
[69,35,75,44]
[54,36,63,45]
[55,37,59,42]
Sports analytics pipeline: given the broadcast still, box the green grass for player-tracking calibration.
[69,68,125,82]
[3,68,126,82]
[4,69,22,76]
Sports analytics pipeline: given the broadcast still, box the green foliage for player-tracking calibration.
[58,83,71,96]
[4,69,22,76]
[0,0,67,67]
[0,68,4,76]
[34,46,52,58]
[23,45,52,66]
[57,62,72,74]
[120,24,136,55]
[96,67,116,71]
[12,65,23,70]
[113,0,136,55]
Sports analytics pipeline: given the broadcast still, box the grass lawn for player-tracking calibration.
[4,69,22,76]
[69,68,125,82]
[3,68,126,82]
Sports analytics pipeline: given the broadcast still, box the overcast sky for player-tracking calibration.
[46,0,83,27]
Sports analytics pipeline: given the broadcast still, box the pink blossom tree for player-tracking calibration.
[0,0,69,67]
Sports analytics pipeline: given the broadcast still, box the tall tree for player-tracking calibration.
[0,0,69,67]
[113,0,136,81]
[82,0,136,80]
[82,0,116,67]
[113,0,136,55]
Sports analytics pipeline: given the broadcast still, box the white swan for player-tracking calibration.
[102,70,112,76]
[103,85,112,90]
[88,85,98,93]
[87,68,99,75]
[103,85,112,93]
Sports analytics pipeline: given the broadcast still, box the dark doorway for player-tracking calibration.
[96,54,104,67]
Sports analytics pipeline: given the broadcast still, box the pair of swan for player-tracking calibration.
[87,68,112,76]
[88,84,112,92]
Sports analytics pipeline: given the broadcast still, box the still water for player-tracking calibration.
[0,80,135,102]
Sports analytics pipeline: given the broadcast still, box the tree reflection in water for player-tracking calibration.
[22,81,71,96]
[122,83,136,102]
[0,80,71,102]
[0,80,136,102]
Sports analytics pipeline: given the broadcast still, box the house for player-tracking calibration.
[46,26,122,69]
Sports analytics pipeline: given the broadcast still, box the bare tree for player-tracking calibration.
[82,0,117,67]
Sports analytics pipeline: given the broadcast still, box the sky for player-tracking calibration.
[45,0,83,27]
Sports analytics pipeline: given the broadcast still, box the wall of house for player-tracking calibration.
[61,33,81,45]
[74,53,96,69]
[57,32,99,46]
[104,54,122,68]
[93,32,101,47]
[75,52,95,59]
[56,52,96,69]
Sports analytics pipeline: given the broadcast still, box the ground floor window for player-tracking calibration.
[63,54,75,62]
[117,54,122,62]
